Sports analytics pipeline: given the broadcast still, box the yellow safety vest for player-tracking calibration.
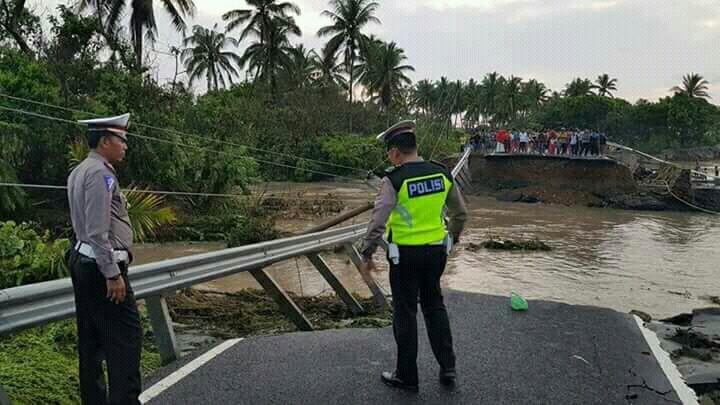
[385,161,453,245]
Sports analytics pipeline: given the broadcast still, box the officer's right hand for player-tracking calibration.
[106,277,127,304]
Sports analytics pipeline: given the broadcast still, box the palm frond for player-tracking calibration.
[124,186,177,242]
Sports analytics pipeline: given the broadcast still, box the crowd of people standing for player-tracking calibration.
[467,129,608,157]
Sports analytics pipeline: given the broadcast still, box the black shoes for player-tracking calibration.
[439,369,457,386]
[381,371,419,393]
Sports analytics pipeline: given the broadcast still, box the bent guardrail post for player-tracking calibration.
[250,267,314,331]
[299,204,371,315]
[306,253,364,315]
[343,243,388,308]
[146,294,180,364]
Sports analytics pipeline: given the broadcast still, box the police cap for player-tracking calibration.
[377,120,416,150]
[78,113,131,142]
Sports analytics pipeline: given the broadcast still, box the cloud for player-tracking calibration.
[700,19,718,29]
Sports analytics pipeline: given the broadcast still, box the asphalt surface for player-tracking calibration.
[146,291,682,404]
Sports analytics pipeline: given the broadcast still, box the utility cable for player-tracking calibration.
[0,181,367,202]
[0,93,369,174]
[0,104,364,182]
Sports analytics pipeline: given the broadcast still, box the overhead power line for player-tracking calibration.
[0,104,366,183]
[0,93,369,174]
[0,182,368,202]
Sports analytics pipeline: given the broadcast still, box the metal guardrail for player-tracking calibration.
[0,224,370,341]
[452,146,474,194]
[452,146,473,179]
[0,151,473,375]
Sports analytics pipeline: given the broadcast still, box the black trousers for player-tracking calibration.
[69,252,142,405]
[389,245,456,385]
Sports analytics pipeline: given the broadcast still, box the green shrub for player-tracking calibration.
[0,315,160,405]
[0,221,70,289]
[158,208,278,246]
[320,134,385,175]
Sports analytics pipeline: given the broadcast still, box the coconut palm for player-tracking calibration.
[670,73,711,99]
[318,0,381,130]
[222,0,300,43]
[239,17,299,94]
[479,72,503,125]
[313,46,347,89]
[522,79,548,111]
[79,0,195,68]
[564,78,594,97]
[182,24,241,91]
[358,41,414,121]
[594,74,618,97]
[282,44,316,89]
[463,78,482,126]
[413,79,435,117]
[496,75,522,123]
[433,76,452,121]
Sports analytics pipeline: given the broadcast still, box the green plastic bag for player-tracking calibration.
[510,292,528,311]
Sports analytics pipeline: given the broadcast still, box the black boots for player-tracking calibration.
[381,371,419,393]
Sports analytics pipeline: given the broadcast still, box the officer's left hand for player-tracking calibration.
[360,257,376,273]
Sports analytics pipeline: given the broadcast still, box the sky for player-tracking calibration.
[30,0,720,102]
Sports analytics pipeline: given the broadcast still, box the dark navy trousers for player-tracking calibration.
[388,245,456,384]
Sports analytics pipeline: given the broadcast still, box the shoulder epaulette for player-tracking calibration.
[384,166,397,174]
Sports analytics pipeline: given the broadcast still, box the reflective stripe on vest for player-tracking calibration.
[386,172,452,245]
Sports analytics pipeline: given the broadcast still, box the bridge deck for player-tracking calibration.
[142,291,691,404]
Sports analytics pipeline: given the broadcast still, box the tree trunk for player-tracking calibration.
[6,27,32,55]
[348,49,354,133]
[134,24,143,69]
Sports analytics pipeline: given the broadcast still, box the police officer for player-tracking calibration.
[360,120,468,392]
[67,113,142,405]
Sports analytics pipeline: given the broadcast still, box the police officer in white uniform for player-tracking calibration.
[67,113,141,405]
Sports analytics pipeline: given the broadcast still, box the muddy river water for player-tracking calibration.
[133,183,720,319]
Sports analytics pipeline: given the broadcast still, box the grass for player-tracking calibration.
[0,314,161,405]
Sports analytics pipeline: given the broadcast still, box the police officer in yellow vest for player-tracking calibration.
[360,120,468,392]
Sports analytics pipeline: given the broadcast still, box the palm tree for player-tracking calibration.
[497,76,522,123]
[222,0,300,43]
[282,44,316,89]
[522,79,548,111]
[358,41,414,123]
[182,24,241,91]
[318,0,381,130]
[239,17,298,94]
[433,76,452,122]
[79,0,196,68]
[413,79,435,117]
[449,80,465,127]
[312,46,347,89]
[479,72,502,126]
[670,73,711,99]
[463,78,481,126]
[564,78,594,97]
[594,74,618,97]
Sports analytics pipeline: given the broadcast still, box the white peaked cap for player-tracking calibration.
[78,113,131,138]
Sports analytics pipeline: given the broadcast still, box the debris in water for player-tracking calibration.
[167,288,391,338]
[466,238,552,251]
